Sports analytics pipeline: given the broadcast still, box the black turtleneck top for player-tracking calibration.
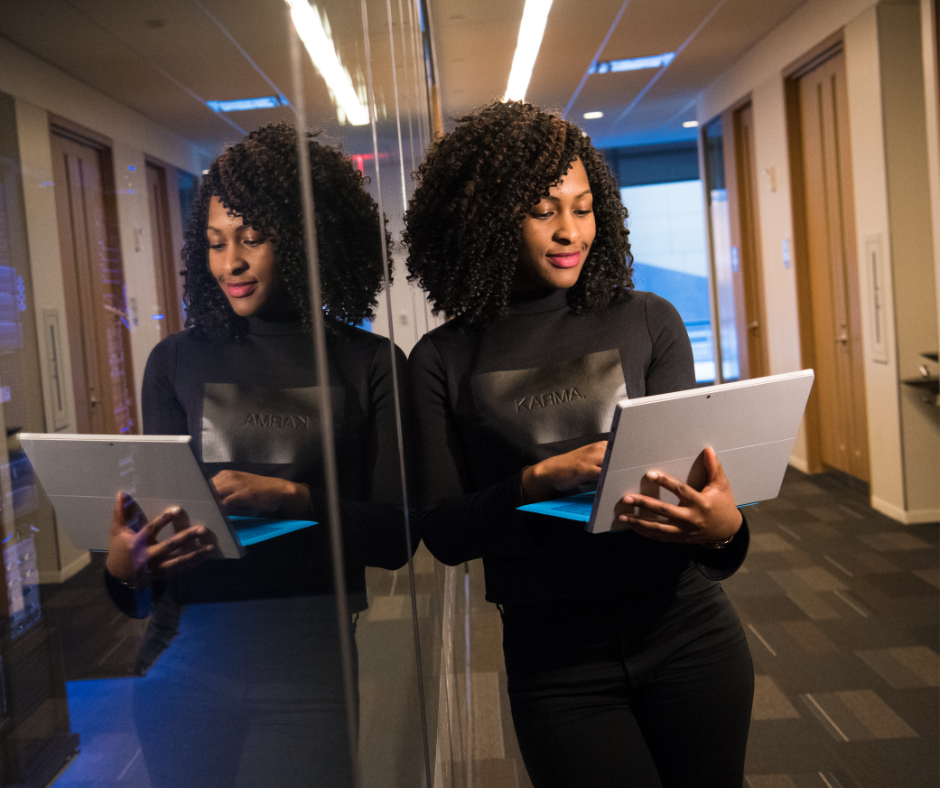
[110,315,414,613]
[408,288,748,606]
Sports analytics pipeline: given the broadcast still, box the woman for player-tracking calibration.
[405,101,752,788]
[105,122,414,788]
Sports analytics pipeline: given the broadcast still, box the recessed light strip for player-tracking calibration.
[285,0,369,126]
[504,0,554,102]
[588,52,675,75]
[207,97,289,113]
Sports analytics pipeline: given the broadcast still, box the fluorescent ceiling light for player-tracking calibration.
[588,52,675,75]
[207,96,288,113]
[504,0,554,102]
[285,0,369,126]
[682,120,699,128]
[583,111,604,120]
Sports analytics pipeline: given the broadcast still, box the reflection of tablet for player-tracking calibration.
[519,370,814,534]
[18,434,316,559]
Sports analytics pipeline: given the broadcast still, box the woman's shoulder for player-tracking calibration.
[606,290,684,330]
[327,322,406,368]
[410,318,474,366]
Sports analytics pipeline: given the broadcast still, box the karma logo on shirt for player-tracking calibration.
[241,413,312,429]
[471,350,626,448]
[514,388,585,412]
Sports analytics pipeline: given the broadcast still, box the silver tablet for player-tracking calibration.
[518,370,815,533]
[19,434,246,559]
[589,369,815,533]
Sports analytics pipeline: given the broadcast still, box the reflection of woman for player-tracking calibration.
[105,122,413,788]
[406,101,753,788]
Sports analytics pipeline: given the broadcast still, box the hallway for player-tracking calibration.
[449,468,939,788]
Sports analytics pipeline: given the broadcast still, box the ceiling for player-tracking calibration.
[431,0,812,148]
[0,0,813,159]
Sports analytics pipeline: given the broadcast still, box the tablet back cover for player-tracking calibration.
[19,434,245,559]
[587,370,814,534]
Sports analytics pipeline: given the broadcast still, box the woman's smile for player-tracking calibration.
[546,251,583,269]
[224,280,259,298]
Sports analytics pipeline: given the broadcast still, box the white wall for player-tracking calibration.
[869,4,938,518]
[698,0,940,523]
[1,36,207,433]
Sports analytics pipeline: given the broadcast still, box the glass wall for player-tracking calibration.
[0,1,440,786]
[621,180,714,383]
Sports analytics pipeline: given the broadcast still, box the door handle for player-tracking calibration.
[747,321,759,331]
[89,388,100,406]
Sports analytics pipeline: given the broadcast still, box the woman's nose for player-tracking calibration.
[219,243,247,275]
[554,211,580,243]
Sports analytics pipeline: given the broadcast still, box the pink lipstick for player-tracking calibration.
[226,281,257,298]
[547,252,581,269]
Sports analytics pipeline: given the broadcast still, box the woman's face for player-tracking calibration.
[514,157,596,291]
[207,195,284,318]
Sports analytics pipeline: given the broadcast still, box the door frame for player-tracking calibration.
[145,159,186,337]
[48,115,138,435]
[784,32,855,475]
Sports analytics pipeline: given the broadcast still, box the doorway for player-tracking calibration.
[145,161,183,337]
[50,125,137,435]
[788,45,870,482]
[702,104,769,383]
[729,102,768,379]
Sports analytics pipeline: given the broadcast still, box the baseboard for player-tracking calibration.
[871,496,940,525]
[39,551,91,584]
[788,455,811,474]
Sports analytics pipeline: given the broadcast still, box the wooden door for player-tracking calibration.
[731,103,768,379]
[797,50,870,481]
[50,131,137,435]
[146,162,183,337]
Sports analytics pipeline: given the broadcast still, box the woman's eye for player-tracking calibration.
[208,243,225,251]
[529,211,553,219]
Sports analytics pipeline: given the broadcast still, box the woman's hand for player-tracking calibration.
[210,470,311,519]
[521,441,607,504]
[105,493,218,583]
[613,447,742,546]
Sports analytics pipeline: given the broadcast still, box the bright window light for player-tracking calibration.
[583,111,604,119]
[588,52,675,75]
[504,0,554,102]
[683,120,699,128]
[207,97,287,113]
[286,0,369,126]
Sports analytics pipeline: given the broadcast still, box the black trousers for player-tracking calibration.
[135,596,357,788]
[501,566,753,788]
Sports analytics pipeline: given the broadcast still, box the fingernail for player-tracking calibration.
[168,506,181,515]
[622,496,634,505]
[647,472,659,480]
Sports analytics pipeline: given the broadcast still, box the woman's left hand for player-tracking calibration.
[211,470,311,519]
[613,447,742,546]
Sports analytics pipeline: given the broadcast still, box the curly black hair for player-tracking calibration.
[403,100,632,326]
[183,122,390,339]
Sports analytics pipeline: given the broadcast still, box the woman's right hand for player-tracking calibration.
[521,441,608,504]
[105,492,218,583]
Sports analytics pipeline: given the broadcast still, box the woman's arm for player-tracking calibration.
[621,295,749,578]
[106,338,214,616]
[328,339,419,570]
[410,336,537,566]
